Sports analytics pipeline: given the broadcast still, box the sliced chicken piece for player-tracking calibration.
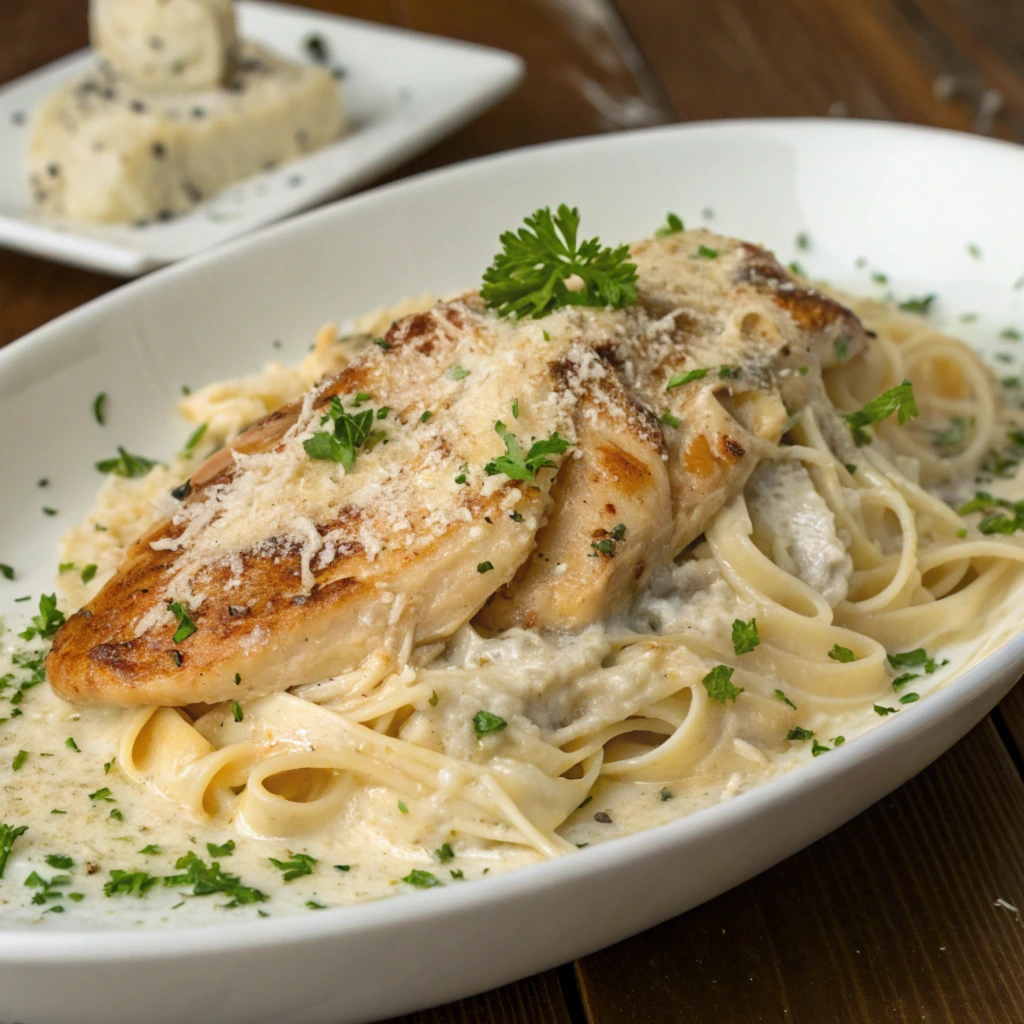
[477,350,673,631]
[48,299,586,706]
[49,227,871,706]
[479,230,867,630]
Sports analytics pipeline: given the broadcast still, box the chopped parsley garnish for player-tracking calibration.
[104,870,159,897]
[164,851,266,906]
[435,843,455,864]
[42,507,58,516]
[334,864,350,872]
[81,563,98,584]
[398,800,408,814]
[26,870,71,906]
[304,396,381,470]
[898,294,936,315]
[484,422,570,480]
[12,750,28,771]
[655,212,684,237]
[268,852,317,881]
[401,869,441,888]
[168,601,196,643]
[828,644,855,663]
[65,737,80,752]
[473,710,508,739]
[182,423,208,454]
[206,840,235,858]
[230,701,243,722]
[887,648,928,668]
[661,410,681,428]
[844,379,918,446]
[449,364,470,380]
[774,689,796,710]
[0,564,13,580]
[93,392,107,425]
[45,853,73,870]
[697,244,718,259]
[109,808,124,822]
[18,593,65,640]
[899,692,921,704]
[450,869,465,880]
[874,705,898,716]
[957,492,1024,535]
[512,397,520,419]
[139,845,162,856]
[428,690,439,707]
[95,447,158,478]
[0,823,28,878]
[477,561,494,574]
[481,204,637,319]
[88,787,115,802]
[811,739,831,756]
[701,665,743,704]
[933,416,968,452]
[372,336,389,350]
[305,899,327,910]
[796,231,810,251]
[967,242,982,259]
[420,410,433,423]
[788,261,805,277]
[787,726,814,742]
[731,618,760,655]
[666,367,709,390]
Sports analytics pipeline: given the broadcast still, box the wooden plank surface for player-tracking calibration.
[388,970,573,1024]
[3,2,1024,1024]
[574,718,1024,1024]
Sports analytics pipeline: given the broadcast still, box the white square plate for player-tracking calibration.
[0,0,523,276]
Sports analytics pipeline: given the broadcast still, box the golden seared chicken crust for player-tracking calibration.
[48,229,867,706]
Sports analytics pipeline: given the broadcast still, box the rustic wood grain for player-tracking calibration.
[574,718,1024,1024]
[384,970,573,1024]
[997,683,1024,769]
[610,0,1021,138]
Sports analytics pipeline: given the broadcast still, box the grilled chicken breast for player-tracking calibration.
[48,229,867,707]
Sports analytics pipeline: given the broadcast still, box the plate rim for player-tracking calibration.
[2,115,1024,963]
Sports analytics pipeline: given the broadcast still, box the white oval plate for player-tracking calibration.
[2,120,1024,1024]
[0,0,523,276]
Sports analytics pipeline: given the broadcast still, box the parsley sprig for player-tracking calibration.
[845,379,919,446]
[481,205,637,319]
[484,421,571,480]
[0,823,28,879]
[958,492,1024,535]
[95,447,159,478]
[304,396,383,471]
[18,594,65,641]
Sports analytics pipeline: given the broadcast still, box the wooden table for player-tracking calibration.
[5,1,1024,1021]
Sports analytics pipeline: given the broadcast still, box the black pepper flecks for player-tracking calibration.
[304,33,329,63]
[594,811,613,824]
[10,110,25,126]
[170,650,183,667]
[151,142,166,158]
[170,479,192,501]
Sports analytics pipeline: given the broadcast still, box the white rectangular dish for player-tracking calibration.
[0,0,523,276]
